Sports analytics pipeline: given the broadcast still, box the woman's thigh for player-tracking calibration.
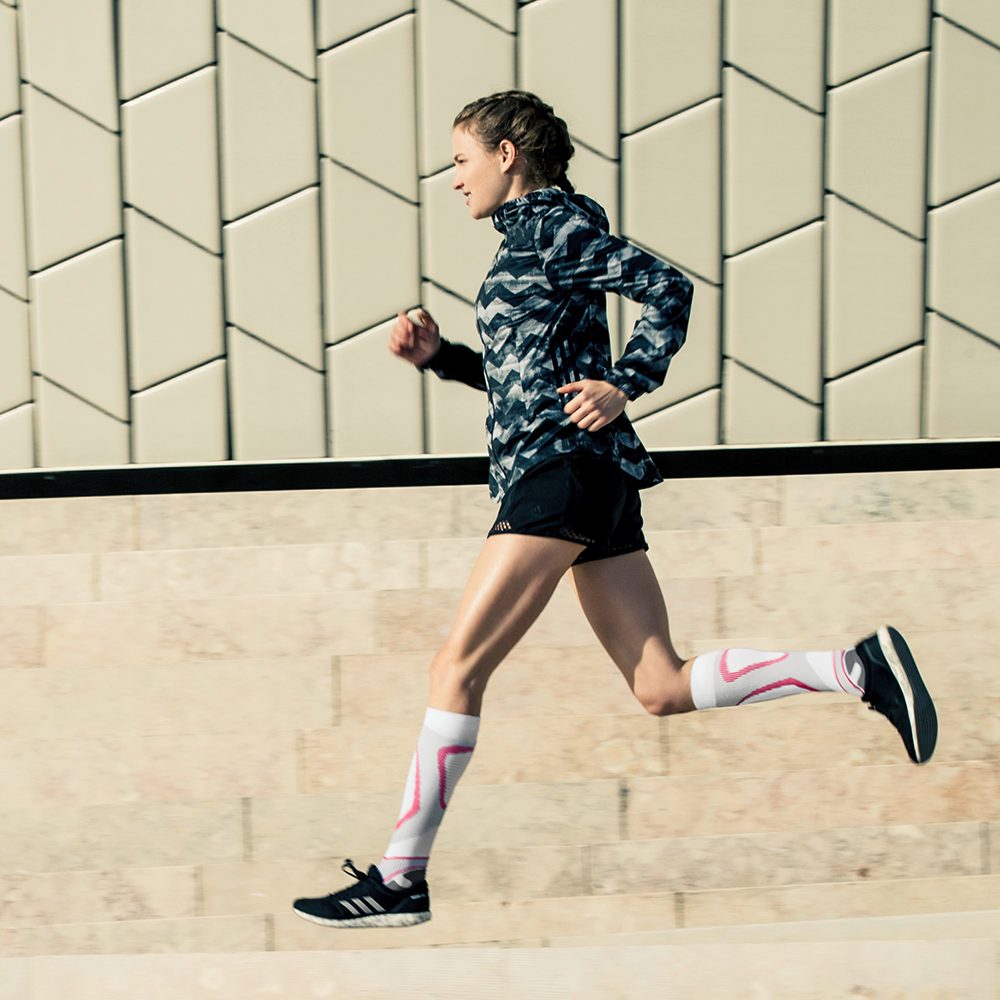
[431,532,585,713]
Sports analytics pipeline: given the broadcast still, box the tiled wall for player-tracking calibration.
[0,0,998,471]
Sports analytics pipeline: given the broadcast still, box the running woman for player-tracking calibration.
[293,90,938,930]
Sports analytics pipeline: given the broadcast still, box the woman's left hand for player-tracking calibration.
[557,379,628,432]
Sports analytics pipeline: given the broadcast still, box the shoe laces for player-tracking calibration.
[341,859,371,882]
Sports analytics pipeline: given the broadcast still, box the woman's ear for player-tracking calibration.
[497,138,518,173]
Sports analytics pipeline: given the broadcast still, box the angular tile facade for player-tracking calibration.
[0,4,995,471]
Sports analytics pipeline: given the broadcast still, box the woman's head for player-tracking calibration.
[451,91,575,219]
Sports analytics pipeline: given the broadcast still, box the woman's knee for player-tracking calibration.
[429,646,492,699]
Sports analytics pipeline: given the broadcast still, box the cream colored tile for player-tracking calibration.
[0,495,135,556]
[626,275,720,417]
[460,0,515,31]
[0,553,92,607]
[925,312,1000,437]
[725,222,822,403]
[125,209,224,390]
[0,115,28,298]
[723,69,823,256]
[642,475,783,531]
[937,0,1000,46]
[828,0,930,86]
[0,914,269,958]
[682,874,1000,929]
[1,731,297,807]
[0,6,17,118]
[0,403,32,470]
[823,194,925,377]
[622,99,721,282]
[825,345,923,441]
[117,0,215,101]
[223,188,322,368]
[0,959,27,998]
[121,67,220,253]
[827,52,929,238]
[621,0,720,134]
[0,286,30,413]
[632,389,720,449]
[99,541,419,601]
[725,0,824,110]
[570,143,618,234]
[20,0,117,129]
[0,606,42,669]
[322,160,419,341]
[423,282,488,455]
[22,84,120,271]
[327,322,423,457]
[228,328,325,460]
[420,165,501,302]
[416,0,515,176]
[317,0,412,49]
[218,0,315,78]
[42,591,375,668]
[33,376,129,468]
[929,17,1000,206]
[722,360,820,444]
[928,180,1000,345]
[645,526,755,579]
[218,32,317,222]
[0,658,333,739]
[0,866,197,927]
[318,14,416,201]
[131,361,228,464]
[519,0,616,158]
[0,799,243,873]
[29,240,127,419]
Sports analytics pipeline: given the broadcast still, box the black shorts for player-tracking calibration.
[487,453,648,565]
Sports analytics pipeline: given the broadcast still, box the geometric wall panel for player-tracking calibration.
[928,16,1000,207]
[460,0,516,32]
[0,5,17,118]
[0,402,33,470]
[323,160,420,343]
[217,33,317,222]
[22,84,121,271]
[824,194,925,377]
[121,67,220,253]
[725,0,825,111]
[568,144,618,235]
[925,313,1000,438]
[19,0,118,130]
[927,179,1000,346]
[223,187,322,369]
[725,221,823,403]
[723,69,823,256]
[622,99,721,282]
[33,376,129,468]
[29,240,128,420]
[723,360,820,444]
[318,14,417,201]
[417,0,515,177]
[827,51,929,238]
[826,344,923,441]
[935,0,1000,47]
[117,0,215,101]
[0,284,30,413]
[327,320,423,458]
[131,360,228,464]
[125,209,224,391]
[228,329,325,460]
[621,0,720,134]
[217,0,315,79]
[519,0,617,159]
[827,0,930,87]
[317,0,413,50]
[633,388,720,450]
[0,114,27,298]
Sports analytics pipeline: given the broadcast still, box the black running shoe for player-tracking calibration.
[292,860,431,928]
[857,625,937,764]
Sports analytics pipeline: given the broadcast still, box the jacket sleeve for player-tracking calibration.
[419,338,487,392]
[534,207,694,401]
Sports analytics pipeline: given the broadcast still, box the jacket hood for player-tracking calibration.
[491,186,609,237]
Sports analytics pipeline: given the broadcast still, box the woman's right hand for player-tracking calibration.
[389,308,441,368]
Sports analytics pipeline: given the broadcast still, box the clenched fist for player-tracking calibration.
[389,308,441,368]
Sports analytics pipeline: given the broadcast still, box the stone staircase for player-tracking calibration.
[0,467,997,998]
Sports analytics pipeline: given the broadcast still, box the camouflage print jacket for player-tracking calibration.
[423,187,694,501]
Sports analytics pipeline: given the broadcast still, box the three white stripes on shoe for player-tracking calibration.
[337,896,385,917]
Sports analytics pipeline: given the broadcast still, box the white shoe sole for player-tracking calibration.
[293,907,431,929]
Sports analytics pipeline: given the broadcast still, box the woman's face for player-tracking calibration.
[451,125,514,220]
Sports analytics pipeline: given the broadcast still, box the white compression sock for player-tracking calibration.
[378,707,480,889]
[689,647,865,710]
